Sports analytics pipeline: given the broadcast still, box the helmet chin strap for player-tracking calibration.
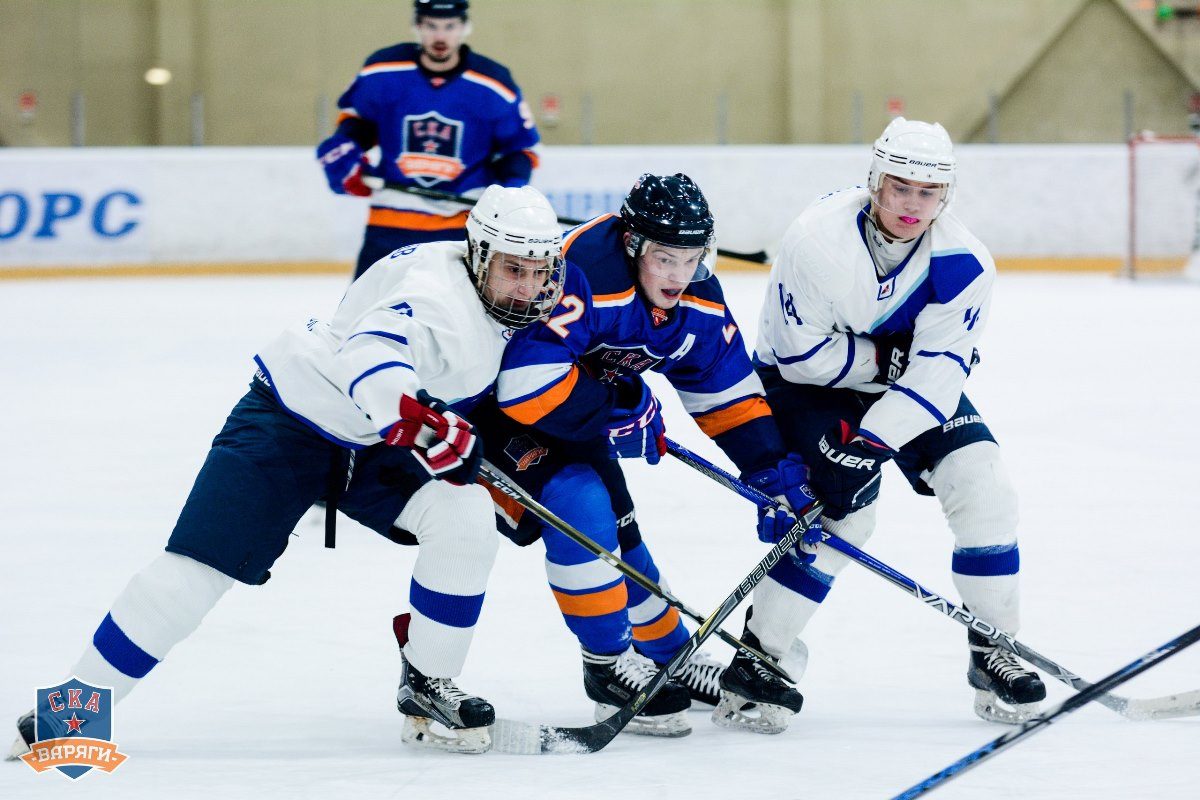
[868,204,919,245]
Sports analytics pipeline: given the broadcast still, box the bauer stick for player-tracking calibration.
[486,489,825,755]
[890,620,1200,799]
[360,177,770,264]
[665,437,1200,721]
[477,459,802,682]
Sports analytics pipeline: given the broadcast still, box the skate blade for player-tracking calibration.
[973,689,1040,725]
[594,704,691,737]
[402,716,491,754]
[711,692,793,734]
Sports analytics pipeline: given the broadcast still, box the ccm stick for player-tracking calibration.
[477,460,804,682]
[665,438,1200,722]
[486,492,824,754]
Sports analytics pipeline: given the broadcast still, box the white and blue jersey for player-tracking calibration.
[254,241,508,447]
[756,188,995,451]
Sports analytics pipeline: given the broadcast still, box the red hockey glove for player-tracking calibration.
[384,390,482,485]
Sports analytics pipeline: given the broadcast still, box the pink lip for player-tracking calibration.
[900,216,919,224]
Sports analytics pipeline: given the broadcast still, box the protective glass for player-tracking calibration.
[636,241,715,284]
[871,174,949,222]
[479,251,565,329]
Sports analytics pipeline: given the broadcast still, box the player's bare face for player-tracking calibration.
[415,18,466,70]
[636,242,705,309]
[482,253,555,314]
[872,175,946,241]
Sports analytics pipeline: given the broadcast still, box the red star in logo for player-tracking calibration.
[62,712,86,734]
[423,140,439,153]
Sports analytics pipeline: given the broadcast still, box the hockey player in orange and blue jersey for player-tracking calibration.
[316,0,540,278]
[477,174,819,736]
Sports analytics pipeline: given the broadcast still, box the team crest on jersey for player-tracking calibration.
[504,434,549,471]
[650,307,669,326]
[584,344,664,382]
[19,678,127,780]
[398,111,465,186]
[877,277,896,301]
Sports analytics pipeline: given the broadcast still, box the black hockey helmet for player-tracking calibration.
[620,173,716,280]
[414,0,468,20]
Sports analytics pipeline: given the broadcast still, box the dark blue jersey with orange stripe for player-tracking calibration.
[496,215,785,474]
[335,43,540,230]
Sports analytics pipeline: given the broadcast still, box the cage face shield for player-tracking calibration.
[473,249,565,329]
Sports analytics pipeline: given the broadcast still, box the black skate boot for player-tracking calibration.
[968,629,1047,724]
[397,655,495,753]
[714,629,804,734]
[5,711,34,761]
[583,647,692,737]
[664,651,725,707]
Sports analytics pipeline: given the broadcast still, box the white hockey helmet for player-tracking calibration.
[466,185,565,329]
[868,117,957,213]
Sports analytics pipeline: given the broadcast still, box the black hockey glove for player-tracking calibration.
[807,421,893,520]
[872,333,913,386]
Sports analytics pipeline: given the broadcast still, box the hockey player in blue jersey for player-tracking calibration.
[7,186,566,757]
[316,0,540,278]
[477,174,818,736]
[744,118,1047,730]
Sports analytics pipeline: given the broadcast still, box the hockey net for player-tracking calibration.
[1127,132,1200,279]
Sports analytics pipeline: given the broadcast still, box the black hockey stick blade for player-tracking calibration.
[890,620,1200,799]
[361,179,770,264]
[477,459,795,682]
[486,501,823,755]
[665,438,1200,722]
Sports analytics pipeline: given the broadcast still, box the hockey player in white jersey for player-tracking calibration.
[6,185,565,756]
[722,118,1046,731]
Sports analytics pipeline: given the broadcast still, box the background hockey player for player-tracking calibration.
[476,173,817,737]
[8,185,565,757]
[739,117,1046,732]
[316,0,541,279]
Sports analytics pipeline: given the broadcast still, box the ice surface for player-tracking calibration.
[1,271,1197,799]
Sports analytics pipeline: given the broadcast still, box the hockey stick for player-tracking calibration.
[487,495,825,755]
[477,459,798,682]
[890,620,1200,799]
[360,177,770,264]
[664,438,1200,721]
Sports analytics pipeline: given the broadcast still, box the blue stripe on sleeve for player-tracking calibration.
[889,384,947,423]
[345,330,409,348]
[93,613,159,679]
[917,349,970,375]
[824,335,855,388]
[772,338,833,364]
[409,579,486,629]
[952,543,1020,577]
[766,552,834,604]
[348,361,414,400]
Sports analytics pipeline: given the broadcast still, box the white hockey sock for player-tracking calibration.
[73,552,234,702]
[398,480,498,678]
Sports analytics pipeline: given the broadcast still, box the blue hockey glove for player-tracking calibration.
[808,421,893,520]
[872,333,913,386]
[316,132,371,197]
[605,376,667,465]
[744,454,822,558]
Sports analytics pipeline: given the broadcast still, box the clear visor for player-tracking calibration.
[871,174,949,223]
[479,251,564,328]
[637,240,715,284]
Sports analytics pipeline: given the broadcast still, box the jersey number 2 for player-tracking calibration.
[546,295,585,338]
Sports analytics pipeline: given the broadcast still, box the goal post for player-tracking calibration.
[1126,131,1200,279]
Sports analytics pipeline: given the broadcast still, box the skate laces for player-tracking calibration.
[613,648,659,689]
[426,677,471,706]
[680,652,724,697]
[978,645,1029,683]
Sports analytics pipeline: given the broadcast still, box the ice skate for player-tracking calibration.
[396,656,495,754]
[665,650,725,707]
[713,630,803,734]
[583,647,691,737]
[6,711,34,761]
[968,630,1046,724]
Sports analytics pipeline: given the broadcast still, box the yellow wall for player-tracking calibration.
[2,0,1199,148]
